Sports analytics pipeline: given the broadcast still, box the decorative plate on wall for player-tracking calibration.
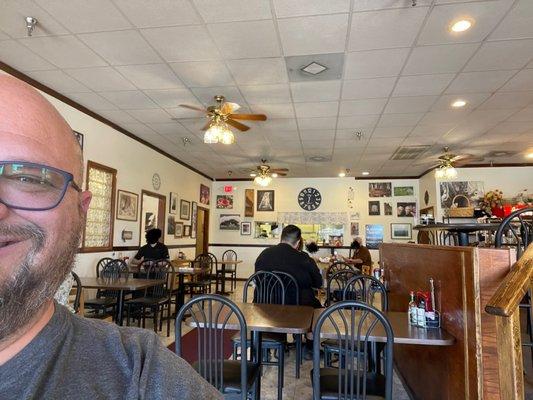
[152,173,161,191]
[298,187,322,211]
[424,190,429,206]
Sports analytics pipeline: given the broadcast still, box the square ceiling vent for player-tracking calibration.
[390,145,431,161]
[286,53,344,82]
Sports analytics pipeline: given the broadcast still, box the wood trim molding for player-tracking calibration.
[0,61,213,181]
[78,243,196,253]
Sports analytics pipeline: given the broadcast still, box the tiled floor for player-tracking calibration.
[145,282,412,399]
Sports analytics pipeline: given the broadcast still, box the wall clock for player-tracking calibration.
[298,187,322,211]
[152,173,161,191]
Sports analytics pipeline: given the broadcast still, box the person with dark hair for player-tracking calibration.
[133,228,169,262]
[348,236,372,268]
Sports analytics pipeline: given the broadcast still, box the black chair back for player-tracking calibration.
[344,275,388,311]
[273,271,300,305]
[96,257,113,277]
[99,259,129,298]
[243,271,286,305]
[326,261,360,279]
[70,271,82,314]
[495,207,533,259]
[326,269,360,306]
[176,294,249,399]
[222,249,237,261]
[312,301,394,400]
[143,259,174,298]
[194,253,214,281]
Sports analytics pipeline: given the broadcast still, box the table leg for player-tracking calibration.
[295,334,302,379]
[217,262,228,295]
[457,231,469,246]
[252,330,262,400]
[176,274,185,316]
[116,290,125,326]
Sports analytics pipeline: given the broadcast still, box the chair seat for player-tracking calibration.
[84,297,116,307]
[125,296,169,306]
[312,367,386,400]
[192,360,259,393]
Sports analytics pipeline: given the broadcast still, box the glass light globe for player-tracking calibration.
[434,168,445,179]
[444,166,458,179]
[204,124,222,143]
[254,175,272,187]
[219,128,235,145]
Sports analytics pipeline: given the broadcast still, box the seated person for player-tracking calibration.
[347,237,373,269]
[255,225,322,308]
[131,228,169,269]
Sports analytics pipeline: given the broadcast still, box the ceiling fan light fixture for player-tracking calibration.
[435,165,457,180]
[254,175,272,187]
[219,128,235,145]
[271,173,278,178]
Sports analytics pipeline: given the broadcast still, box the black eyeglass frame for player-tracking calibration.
[0,161,82,211]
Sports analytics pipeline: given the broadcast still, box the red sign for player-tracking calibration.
[224,185,233,193]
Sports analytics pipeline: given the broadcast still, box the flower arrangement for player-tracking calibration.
[479,189,504,215]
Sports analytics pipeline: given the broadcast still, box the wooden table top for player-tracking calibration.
[311,309,454,346]
[79,277,165,290]
[186,302,315,334]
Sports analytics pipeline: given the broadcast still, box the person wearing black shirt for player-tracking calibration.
[134,228,169,262]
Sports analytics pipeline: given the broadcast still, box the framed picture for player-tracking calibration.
[365,224,384,250]
[369,182,391,197]
[183,225,191,237]
[391,223,412,240]
[394,186,414,196]
[245,189,254,217]
[144,212,156,231]
[174,222,184,238]
[220,214,241,230]
[384,202,393,216]
[368,201,380,216]
[257,190,275,212]
[191,201,197,239]
[350,222,359,236]
[167,215,175,235]
[180,199,190,220]
[73,131,84,150]
[439,181,484,209]
[216,195,233,209]
[241,221,252,235]
[397,202,417,217]
[116,190,138,221]
[199,184,210,205]
[169,192,178,215]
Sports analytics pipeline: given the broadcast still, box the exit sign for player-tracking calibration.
[224,185,233,193]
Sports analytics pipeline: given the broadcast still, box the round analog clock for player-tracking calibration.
[298,187,322,211]
[152,173,161,191]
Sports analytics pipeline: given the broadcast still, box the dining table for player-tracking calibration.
[170,260,205,314]
[79,276,165,326]
[414,222,501,246]
[215,259,243,295]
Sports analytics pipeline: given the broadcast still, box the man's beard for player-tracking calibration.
[0,220,82,342]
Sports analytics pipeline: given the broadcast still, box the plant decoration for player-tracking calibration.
[479,189,504,215]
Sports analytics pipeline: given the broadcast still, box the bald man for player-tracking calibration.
[0,75,221,399]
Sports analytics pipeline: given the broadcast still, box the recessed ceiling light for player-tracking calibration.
[362,171,370,176]
[271,173,278,178]
[450,19,473,33]
[338,172,346,177]
[451,99,466,108]
[526,152,533,159]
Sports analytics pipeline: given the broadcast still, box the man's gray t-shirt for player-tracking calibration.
[0,304,222,399]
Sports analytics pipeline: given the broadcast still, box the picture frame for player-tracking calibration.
[191,202,197,239]
[184,225,191,237]
[241,221,252,235]
[167,215,175,236]
[220,214,241,230]
[216,195,233,209]
[116,190,138,221]
[369,182,392,197]
[350,222,359,236]
[169,192,178,215]
[180,199,190,220]
[397,202,417,217]
[174,222,184,238]
[365,224,384,250]
[257,190,275,212]
[394,186,414,196]
[384,202,393,216]
[391,223,412,240]
[73,130,84,150]
[245,189,254,217]
[368,201,380,216]
[199,184,210,205]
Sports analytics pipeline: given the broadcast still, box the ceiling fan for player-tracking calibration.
[179,95,267,144]
[417,147,482,179]
[249,159,289,186]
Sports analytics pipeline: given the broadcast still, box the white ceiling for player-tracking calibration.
[1,0,533,179]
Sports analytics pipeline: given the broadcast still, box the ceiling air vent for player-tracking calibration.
[301,62,327,75]
[390,145,431,161]
[307,155,332,162]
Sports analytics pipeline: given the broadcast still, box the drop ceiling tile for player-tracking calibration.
[294,102,339,118]
[97,109,139,124]
[465,39,533,72]
[384,96,438,114]
[165,106,207,120]
[417,1,512,45]
[367,137,405,147]
[120,122,158,136]
[250,104,295,119]
[99,90,159,109]
[393,74,455,96]
[35,0,131,33]
[208,20,280,59]
[142,26,220,62]
[349,7,429,51]
[19,35,106,68]
[446,70,517,93]
[290,81,342,102]
[490,0,533,40]
[170,61,234,88]
[300,130,336,140]
[430,93,491,110]
[378,113,424,127]
[354,0,432,11]
[0,40,55,71]
[337,115,380,129]
[273,0,350,17]
[115,64,183,90]
[344,48,409,80]
[67,92,119,111]
[478,91,533,110]
[499,69,533,92]
[65,67,136,91]
[418,110,468,125]
[485,121,533,136]
[297,117,337,130]
[506,106,533,122]
[227,58,288,85]
[114,0,201,27]
[147,122,193,136]
[78,30,161,66]
[278,14,349,56]
[264,130,300,141]
[26,70,90,93]
[126,109,173,124]
[0,0,68,38]
[339,98,388,116]
[240,84,291,104]
[403,43,478,75]
[409,123,456,136]
[335,129,372,140]
[144,88,199,108]
[372,126,413,137]
[261,118,298,132]
[193,0,272,22]
[342,77,396,99]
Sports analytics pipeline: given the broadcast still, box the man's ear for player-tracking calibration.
[80,191,92,213]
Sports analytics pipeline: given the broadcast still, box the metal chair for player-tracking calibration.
[70,271,82,314]
[312,301,394,400]
[326,269,361,307]
[176,294,259,399]
[221,249,238,291]
[95,257,113,277]
[233,271,286,400]
[185,253,214,295]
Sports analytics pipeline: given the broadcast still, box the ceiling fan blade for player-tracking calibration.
[201,121,211,131]
[270,168,289,172]
[230,113,267,121]
[454,156,484,166]
[220,102,240,115]
[179,104,207,112]
[274,172,287,176]
[226,119,250,131]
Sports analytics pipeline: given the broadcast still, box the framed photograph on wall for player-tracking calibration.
[174,222,184,238]
[365,224,384,250]
[73,130,84,150]
[241,221,252,235]
[199,184,210,205]
[397,202,417,217]
[368,201,380,216]
[169,192,178,215]
[191,202,197,239]
[394,186,414,196]
[384,202,393,216]
[167,215,175,235]
[369,182,391,197]
[391,223,412,240]
[220,214,241,230]
[257,190,275,211]
[216,195,233,209]
[350,222,359,236]
[116,190,138,221]
[245,189,254,217]
[180,199,190,220]
[184,225,191,237]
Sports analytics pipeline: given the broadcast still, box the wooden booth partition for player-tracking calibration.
[380,243,516,400]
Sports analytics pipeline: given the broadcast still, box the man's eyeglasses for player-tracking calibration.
[0,161,82,211]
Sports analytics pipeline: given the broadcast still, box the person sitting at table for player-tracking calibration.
[347,237,373,269]
[130,228,169,269]
[0,75,221,399]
